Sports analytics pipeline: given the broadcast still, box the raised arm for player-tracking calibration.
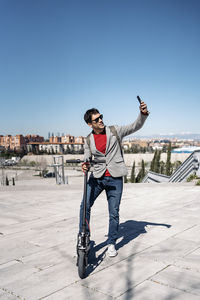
[115,101,149,139]
[115,113,148,139]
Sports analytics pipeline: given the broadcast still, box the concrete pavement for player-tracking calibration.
[0,176,200,299]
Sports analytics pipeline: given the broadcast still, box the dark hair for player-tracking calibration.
[84,108,100,124]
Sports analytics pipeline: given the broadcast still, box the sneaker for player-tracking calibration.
[107,244,117,257]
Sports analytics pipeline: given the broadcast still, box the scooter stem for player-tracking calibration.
[82,170,88,233]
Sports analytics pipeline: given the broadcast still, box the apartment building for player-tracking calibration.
[26,141,83,154]
[0,134,44,151]
[75,136,85,144]
[61,135,74,143]
[122,139,149,150]
[48,134,83,144]
[26,134,85,154]
[0,145,5,152]
[0,135,26,151]
[49,136,61,143]
[25,135,44,143]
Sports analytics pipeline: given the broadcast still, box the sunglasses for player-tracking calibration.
[92,114,103,123]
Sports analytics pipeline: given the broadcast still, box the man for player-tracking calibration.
[79,101,149,257]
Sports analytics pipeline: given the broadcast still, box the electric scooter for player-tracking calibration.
[66,158,105,279]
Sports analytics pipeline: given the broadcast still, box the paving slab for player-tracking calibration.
[0,289,19,300]
[173,224,200,242]
[118,280,200,300]
[150,265,200,296]
[0,234,43,265]
[3,261,79,300]
[0,178,200,300]
[81,256,166,298]
[137,236,200,265]
[20,242,77,271]
[174,247,200,272]
[0,260,37,287]
[1,214,71,235]
[42,283,113,300]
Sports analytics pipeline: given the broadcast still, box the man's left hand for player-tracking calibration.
[140,102,149,115]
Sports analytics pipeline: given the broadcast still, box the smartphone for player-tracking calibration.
[137,95,142,104]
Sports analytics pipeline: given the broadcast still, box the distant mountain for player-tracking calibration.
[125,133,200,140]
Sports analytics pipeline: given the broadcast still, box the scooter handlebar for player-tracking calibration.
[92,159,106,164]
[66,159,82,163]
[66,159,106,164]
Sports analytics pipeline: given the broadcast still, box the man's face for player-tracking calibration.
[88,113,105,132]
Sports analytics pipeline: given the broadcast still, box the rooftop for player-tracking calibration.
[0,176,200,299]
[172,146,200,153]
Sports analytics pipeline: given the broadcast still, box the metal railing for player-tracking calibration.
[143,150,200,183]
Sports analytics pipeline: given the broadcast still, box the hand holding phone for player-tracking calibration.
[137,95,149,115]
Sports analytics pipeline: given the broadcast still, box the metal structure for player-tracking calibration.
[143,150,200,183]
[51,156,65,184]
[1,166,5,186]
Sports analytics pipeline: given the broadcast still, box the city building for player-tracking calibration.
[27,141,84,154]
[49,136,62,143]
[0,135,26,151]
[61,135,75,143]
[0,134,44,152]
[25,135,44,143]
[172,146,200,153]
[122,139,149,150]
[26,134,85,154]
[1,132,200,155]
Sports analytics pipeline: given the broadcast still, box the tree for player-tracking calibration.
[124,175,128,183]
[30,161,36,167]
[141,159,145,179]
[172,160,182,173]
[162,144,167,153]
[154,150,161,173]
[150,149,157,172]
[130,161,136,183]
[36,157,47,177]
[166,143,172,176]
[136,159,145,183]
[160,161,165,174]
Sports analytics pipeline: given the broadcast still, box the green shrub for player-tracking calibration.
[30,161,36,167]
[187,173,198,182]
[124,176,128,183]
[20,159,28,166]
[195,179,200,186]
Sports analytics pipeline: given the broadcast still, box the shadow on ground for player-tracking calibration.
[86,220,171,277]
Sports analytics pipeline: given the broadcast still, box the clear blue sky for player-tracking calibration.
[0,0,200,138]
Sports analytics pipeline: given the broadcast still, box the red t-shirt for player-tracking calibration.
[93,132,111,176]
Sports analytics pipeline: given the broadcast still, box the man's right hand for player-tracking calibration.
[140,101,149,115]
[82,162,90,173]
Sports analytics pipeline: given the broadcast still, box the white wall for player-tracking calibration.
[21,153,190,167]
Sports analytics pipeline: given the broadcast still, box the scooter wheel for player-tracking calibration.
[78,250,86,279]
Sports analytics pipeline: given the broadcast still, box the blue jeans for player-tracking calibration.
[79,174,123,245]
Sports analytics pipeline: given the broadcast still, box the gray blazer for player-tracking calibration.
[84,112,148,178]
